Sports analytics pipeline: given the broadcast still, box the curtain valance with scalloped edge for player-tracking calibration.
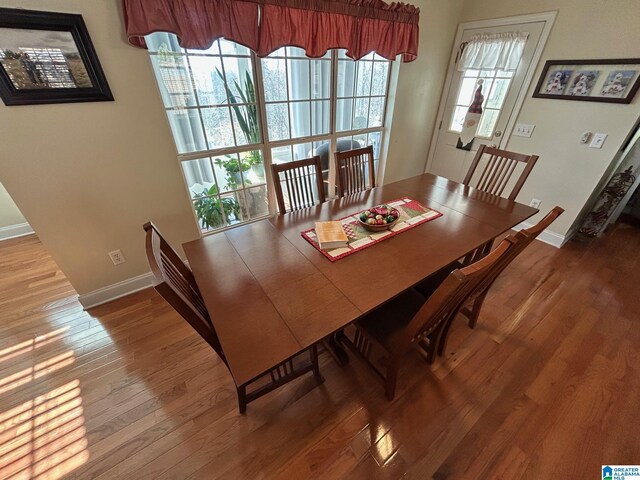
[122,0,420,62]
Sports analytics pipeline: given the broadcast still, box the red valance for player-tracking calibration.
[258,0,419,62]
[122,0,260,51]
[122,0,420,62]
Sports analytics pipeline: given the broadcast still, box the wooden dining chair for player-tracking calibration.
[457,206,565,330]
[428,206,564,358]
[338,236,519,400]
[459,144,539,265]
[464,144,539,201]
[271,156,326,214]
[143,222,323,413]
[335,145,376,197]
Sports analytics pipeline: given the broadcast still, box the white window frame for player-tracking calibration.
[149,40,393,235]
[447,67,516,139]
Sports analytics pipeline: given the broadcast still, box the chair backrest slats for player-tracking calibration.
[401,237,519,349]
[469,206,565,307]
[335,146,375,197]
[272,156,326,214]
[143,222,226,363]
[464,144,538,201]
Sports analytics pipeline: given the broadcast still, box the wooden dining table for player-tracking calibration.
[183,172,538,388]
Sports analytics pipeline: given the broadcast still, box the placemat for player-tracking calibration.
[301,197,443,261]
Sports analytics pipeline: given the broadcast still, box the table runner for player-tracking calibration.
[301,197,443,261]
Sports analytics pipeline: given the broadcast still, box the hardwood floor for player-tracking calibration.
[1,226,639,479]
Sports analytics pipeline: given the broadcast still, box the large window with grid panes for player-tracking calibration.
[147,33,392,233]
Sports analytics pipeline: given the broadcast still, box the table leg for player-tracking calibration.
[323,333,350,366]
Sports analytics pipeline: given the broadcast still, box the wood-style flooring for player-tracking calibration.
[1,226,639,479]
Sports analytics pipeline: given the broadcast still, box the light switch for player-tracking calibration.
[589,133,607,149]
[513,123,535,138]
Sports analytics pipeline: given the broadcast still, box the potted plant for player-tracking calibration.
[193,184,241,229]
[245,151,265,181]
[217,69,265,180]
[214,155,251,189]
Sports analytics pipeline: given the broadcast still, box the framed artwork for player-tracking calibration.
[0,7,113,106]
[533,59,640,104]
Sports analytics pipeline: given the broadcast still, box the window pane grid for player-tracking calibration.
[164,101,257,111]
[364,60,375,131]
[213,53,239,148]
[332,94,386,100]
[350,60,359,133]
[284,52,293,141]
[263,48,332,142]
[184,150,267,231]
[336,56,390,131]
[148,33,391,233]
[449,67,513,136]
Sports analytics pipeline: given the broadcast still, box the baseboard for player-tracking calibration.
[511,221,570,248]
[78,272,154,310]
[0,222,34,241]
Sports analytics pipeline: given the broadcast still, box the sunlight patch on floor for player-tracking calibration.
[0,342,90,479]
[0,328,70,365]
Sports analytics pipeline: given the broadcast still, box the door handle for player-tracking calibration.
[494,130,502,137]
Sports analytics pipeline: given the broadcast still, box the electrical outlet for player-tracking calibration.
[589,133,607,149]
[108,250,126,265]
[580,132,592,144]
[513,123,535,138]
[529,198,541,209]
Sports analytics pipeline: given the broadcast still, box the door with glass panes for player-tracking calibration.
[428,21,545,183]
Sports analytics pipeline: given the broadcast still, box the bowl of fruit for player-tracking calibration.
[358,204,400,231]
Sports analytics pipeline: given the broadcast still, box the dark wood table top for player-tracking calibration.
[183,173,537,385]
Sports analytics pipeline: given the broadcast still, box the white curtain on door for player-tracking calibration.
[458,32,529,72]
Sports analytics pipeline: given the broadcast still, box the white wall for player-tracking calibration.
[0,0,200,296]
[0,181,26,228]
[456,0,640,238]
[383,0,464,183]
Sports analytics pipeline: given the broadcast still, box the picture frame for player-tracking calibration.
[0,7,113,106]
[533,59,640,104]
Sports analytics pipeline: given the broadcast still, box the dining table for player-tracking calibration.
[182,172,538,388]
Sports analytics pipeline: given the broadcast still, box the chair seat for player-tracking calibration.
[357,288,426,351]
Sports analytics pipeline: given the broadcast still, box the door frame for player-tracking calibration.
[425,11,557,173]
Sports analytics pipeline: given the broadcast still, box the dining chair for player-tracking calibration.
[338,236,519,400]
[143,222,323,413]
[463,144,539,201]
[271,156,326,214]
[458,206,564,329]
[314,139,362,197]
[422,206,564,358]
[335,145,376,197]
[460,143,539,264]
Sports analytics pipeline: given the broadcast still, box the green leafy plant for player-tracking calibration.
[214,154,252,190]
[214,155,250,175]
[193,184,241,230]
[216,69,263,167]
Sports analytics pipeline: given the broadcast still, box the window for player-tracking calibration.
[147,33,391,233]
[449,69,514,138]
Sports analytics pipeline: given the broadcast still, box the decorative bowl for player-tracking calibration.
[357,204,400,231]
